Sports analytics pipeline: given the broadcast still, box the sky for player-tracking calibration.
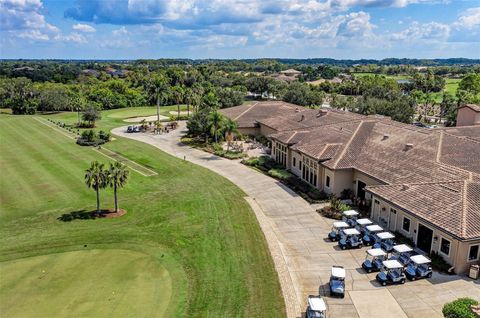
[0,0,479,60]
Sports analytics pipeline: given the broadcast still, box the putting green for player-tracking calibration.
[0,249,173,318]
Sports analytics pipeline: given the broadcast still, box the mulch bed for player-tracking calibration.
[100,208,127,218]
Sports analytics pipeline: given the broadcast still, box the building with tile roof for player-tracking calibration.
[222,101,480,274]
[457,104,480,127]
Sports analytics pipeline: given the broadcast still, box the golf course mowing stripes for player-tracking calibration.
[92,147,158,177]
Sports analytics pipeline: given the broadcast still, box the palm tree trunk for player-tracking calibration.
[177,102,180,117]
[96,187,100,214]
[187,104,190,116]
[114,183,118,213]
[156,93,160,123]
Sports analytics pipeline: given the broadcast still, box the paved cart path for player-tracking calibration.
[112,123,480,318]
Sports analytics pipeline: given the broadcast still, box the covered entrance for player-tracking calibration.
[357,181,367,199]
[417,224,433,253]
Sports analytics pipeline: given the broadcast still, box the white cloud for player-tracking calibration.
[18,29,49,41]
[72,23,96,32]
[391,21,450,41]
[455,7,480,29]
[112,26,129,36]
[54,32,87,43]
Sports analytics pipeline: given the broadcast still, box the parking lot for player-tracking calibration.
[115,124,480,318]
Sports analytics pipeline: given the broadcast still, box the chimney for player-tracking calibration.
[404,143,414,151]
[401,184,409,191]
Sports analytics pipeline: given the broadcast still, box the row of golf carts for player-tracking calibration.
[306,210,434,317]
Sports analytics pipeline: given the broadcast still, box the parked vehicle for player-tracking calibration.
[373,232,396,252]
[376,260,406,286]
[362,224,383,246]
[355,218,373,235]
[329,266,346,298]
[389,244,413,265]
[328,221,350,242]
[338,228,363,250]
[405,255,432,281]
[306,295,327,318]
[342,210,359,227]
[362,248,387,273]
[127,126,133,133]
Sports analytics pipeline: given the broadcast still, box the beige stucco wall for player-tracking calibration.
[290,150,302,177]
[238,127,260,136]
[259,124,277,137]
[371,195,480,274]
[456,107,480,127]
[321,167,353,195]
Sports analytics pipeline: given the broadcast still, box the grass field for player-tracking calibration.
[0,110,285,317]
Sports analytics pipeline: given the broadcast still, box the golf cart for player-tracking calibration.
[328,221,350,242]
[376,260,406,286]
[306,295,327,318]
[405,255,432,281]
[362,224,383,246]
[338,228,363,250]
[355,218,373,235]
[373,232,396,253]
[362,248,387,273]
[329,266,346,298]
[389,244,413,266]
[342,210,359,227]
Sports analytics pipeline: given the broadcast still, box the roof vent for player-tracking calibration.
[382,134,390,140]
[404,143,414,151]
[295,107,300,112]
[401,184,409,191]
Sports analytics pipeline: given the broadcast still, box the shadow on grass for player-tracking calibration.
[58,210,98,222]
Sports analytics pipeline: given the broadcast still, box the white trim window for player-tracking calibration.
[468,245,479,262]
[325,175,330,188]
[439,237,451,257]
[402,216,411,233]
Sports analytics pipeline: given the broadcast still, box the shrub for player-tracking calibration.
[242,157,260,167]
[76,138,106,147]
[170,115,190,121]
[318,206,343,220]
[214,150,247,160]
[81,129,96,142]
[98,130,111,141]
[430,251,452,273]
[76,122,95,128]
[268,168,293,180]
[442,298,478,318]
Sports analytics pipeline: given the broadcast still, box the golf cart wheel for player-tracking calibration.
[341,245,346,250]
[401,279,405,284]
[427,273,432,278]
[358,244,363,248]
[341,294,345,299]
[382,281,387,286]
[411,276,416,281]
[367,269,372,273]
[332,238,336,242]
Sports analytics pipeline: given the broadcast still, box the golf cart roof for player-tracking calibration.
[366,224,383,232]
[333,221,350,228]
[376,232,395,240]
[383,260,404,269]
[343,210,359,217]
[343,228,361,236]
[393,244,413,253]
[331,266,346,278]
[356,218,373,225]
[367,248,387,257]
[308,296,327,311]
[410,254,431,265]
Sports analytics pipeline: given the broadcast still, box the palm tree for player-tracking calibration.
[223,118,238,152]
[207,110,224,143]
[184,88,194,117]
[148,74,167,123]
[107,162,129,213]
[85,161,107,214]
[171,85,185,118]
[155,120,163,134]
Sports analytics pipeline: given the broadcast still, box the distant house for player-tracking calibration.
[81,69,100,77]
[105,67,129,77]
[222,101,480,274]
[457,104,480,127]
[280,68,302,77]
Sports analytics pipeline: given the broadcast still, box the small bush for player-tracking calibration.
[81,129,97,142]
[214,150,247,160]
[442,298,478,318]
[268,168,293,180]
[76,122,95,128]
[170,115,190,121]
[76,138,106,147]
[430,252,453,273]
[242,157,260,167]
[318,206,343,220]
[98,130,111,141]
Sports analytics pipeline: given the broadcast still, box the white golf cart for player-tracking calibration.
[342,210,359,227]
[329,265,346,298]
[405,254,433,281]
[328,221,350,242]
[376,260,406,286]
[306,295,327,318]
[389,244,413,265]
[373,231,396,252]
[338,228,363,250]
[355,218,373,235]
[362,224,383,246]
[362,248,387,273]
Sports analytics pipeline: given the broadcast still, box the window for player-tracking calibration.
[299,161,302,170]
[440,238,451,256]
[402,217,411,233]
[469,245,479,261]
[293,157,296,167]
[374,199,380,204]
[326,176,330,188]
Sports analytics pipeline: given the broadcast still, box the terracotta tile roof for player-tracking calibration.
[459,104,480,112]
[366,180,480,240]
[219,101,308,128]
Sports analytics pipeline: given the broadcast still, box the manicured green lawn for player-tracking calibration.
[0,249,173,318]
[0,112,285,317]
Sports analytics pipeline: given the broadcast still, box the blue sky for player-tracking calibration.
[1,0,479,59]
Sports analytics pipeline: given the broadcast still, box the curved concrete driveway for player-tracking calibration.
[112,123,480,318]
